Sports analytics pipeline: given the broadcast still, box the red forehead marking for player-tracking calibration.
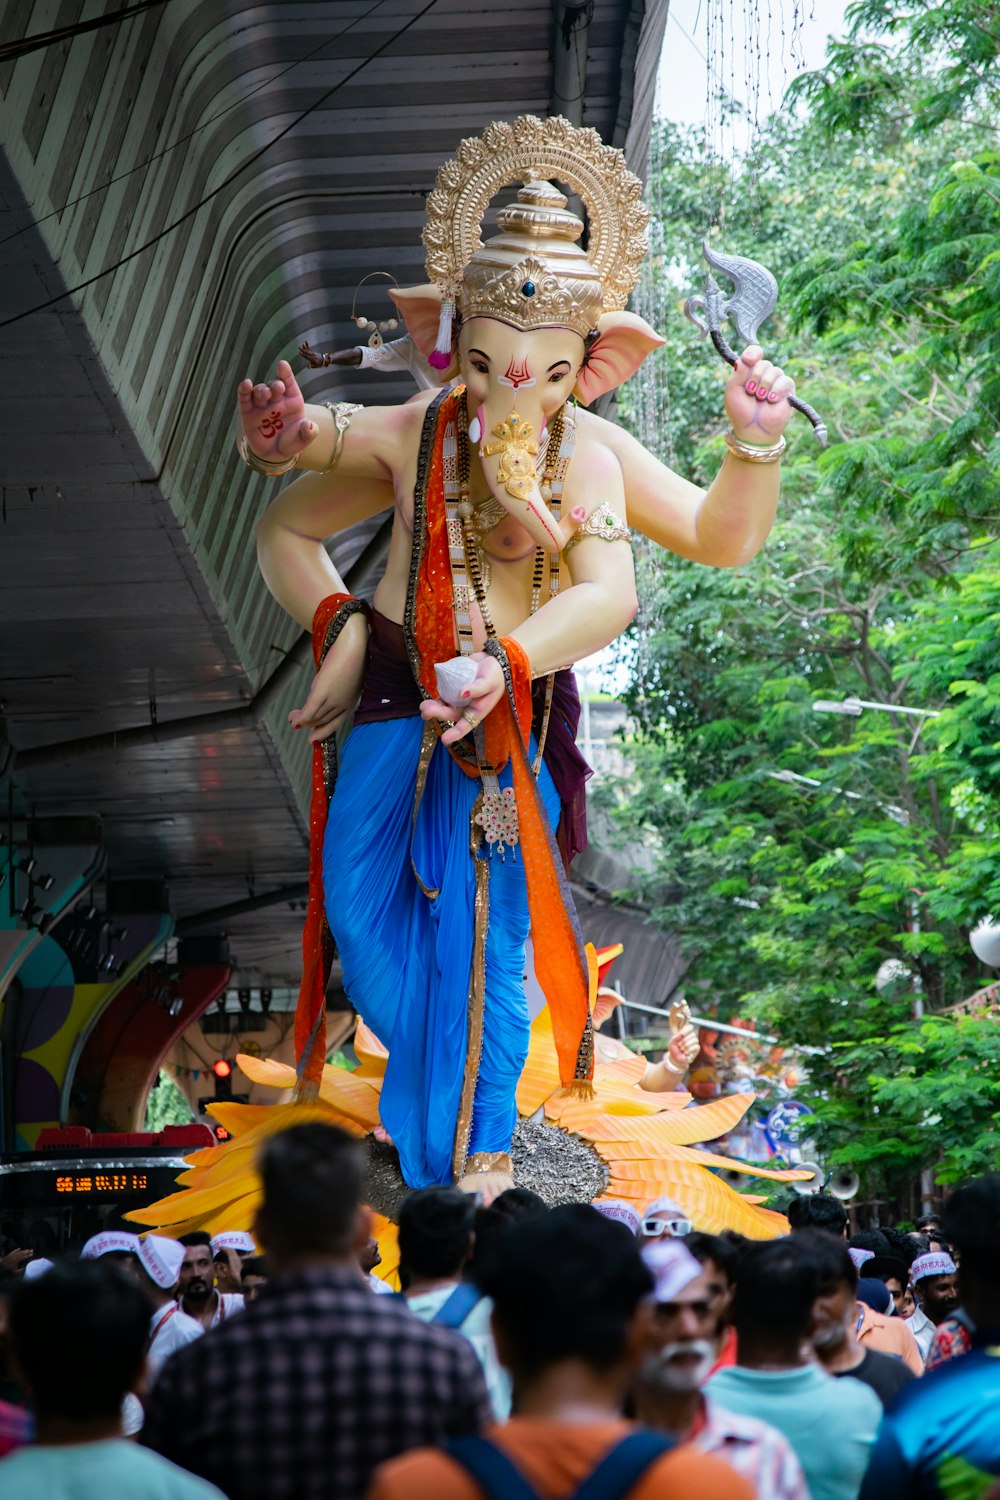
[503,355,534,389]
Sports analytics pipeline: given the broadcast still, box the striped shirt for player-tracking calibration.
[694,1398,810,1500]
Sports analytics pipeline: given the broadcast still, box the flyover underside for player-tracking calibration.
[0,0,668,992]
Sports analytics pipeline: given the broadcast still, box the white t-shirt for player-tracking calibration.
[147,1303,204,1378]
[181,1291,244,1329]
[210,1291,244,1327]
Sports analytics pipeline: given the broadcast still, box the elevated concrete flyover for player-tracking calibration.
[0,0,668,1138]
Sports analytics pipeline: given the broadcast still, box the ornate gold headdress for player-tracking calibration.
[423,115,650,366]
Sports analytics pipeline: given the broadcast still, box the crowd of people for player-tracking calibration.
[1,1122,998,1498]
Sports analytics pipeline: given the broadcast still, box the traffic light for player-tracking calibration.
[196,1057,247,1119]
[211,1058,232,1099]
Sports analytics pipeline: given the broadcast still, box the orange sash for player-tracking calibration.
[410,390,594,1093]
[294,593,369,1090]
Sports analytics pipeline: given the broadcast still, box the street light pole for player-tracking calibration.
[813,697,941,720]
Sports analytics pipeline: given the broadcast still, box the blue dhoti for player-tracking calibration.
[323,715,560,1188]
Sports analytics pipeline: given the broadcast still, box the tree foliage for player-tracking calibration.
[611,4,1000,1208]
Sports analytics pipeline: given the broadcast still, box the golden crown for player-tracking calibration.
[423,115,649,340]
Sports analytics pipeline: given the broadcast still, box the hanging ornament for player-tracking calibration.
[349,270,402,348]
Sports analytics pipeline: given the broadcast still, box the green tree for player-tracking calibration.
[609,6,1000,1209]
[144,1069,194,1131]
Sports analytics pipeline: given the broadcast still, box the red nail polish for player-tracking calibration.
[746,381,756,394]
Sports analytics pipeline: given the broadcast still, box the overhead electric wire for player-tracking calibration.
[0,0,174,65]
[0,0,440,330]
[0,0,389,251]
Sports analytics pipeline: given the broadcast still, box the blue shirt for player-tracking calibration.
[707,1362,881,1500]
[860,1345,1000,1499]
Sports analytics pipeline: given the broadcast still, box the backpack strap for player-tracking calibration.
[445,1436,541,1500]
[573,1430,675,1500]
[431,1280,484,1329]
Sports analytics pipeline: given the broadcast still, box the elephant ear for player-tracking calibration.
[388,285,460,382]
[574,310,665,406]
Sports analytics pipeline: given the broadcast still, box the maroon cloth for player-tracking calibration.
[353,609,591,862]
[354,608,422,723]
[541,668,591,867]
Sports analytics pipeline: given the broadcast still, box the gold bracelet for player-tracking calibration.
[237,433,299,477]
[725,429,786,465]
[320,401,364,475]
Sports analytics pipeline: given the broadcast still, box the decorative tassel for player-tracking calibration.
[428,297,455,370]
[562,1080,596,1102]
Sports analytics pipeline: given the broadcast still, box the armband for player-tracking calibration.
[564,500,632,554]
[320,401,364,475]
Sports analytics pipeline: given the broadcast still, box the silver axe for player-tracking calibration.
[684,243,828,448]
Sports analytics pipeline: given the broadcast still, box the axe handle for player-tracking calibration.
[710,329,828,450]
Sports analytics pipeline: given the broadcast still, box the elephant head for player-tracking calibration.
[391,286,663,553]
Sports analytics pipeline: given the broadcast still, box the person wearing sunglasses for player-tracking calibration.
[640,1198,693,1243]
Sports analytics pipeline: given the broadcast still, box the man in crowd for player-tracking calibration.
[633,1236,808,1498]
[803,1231,915,1408]
[786,1192,848,1239]
[706,1234,882,1500]
[142,1122,491,1500]
[134,1234,203,1381]
[177,1231,244,1329]
[682,1231,739,1371]
[466,1187,548,1282]
[849,1229,891,1259]
[239,1255,269,1302]
[3,1258,222,1499]
[861,1175,1000,1497]
[639,1196,692,1243]
[855,1266,924,1373]
[907,1251,960,1361]
[864,1253,911,1317]
[366,1205,751,1500]
[211,1231,256,1295]
[398,1186,508,1417]
[80,1229,140,1267]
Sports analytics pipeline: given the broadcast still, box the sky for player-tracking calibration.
[658,0,852,137]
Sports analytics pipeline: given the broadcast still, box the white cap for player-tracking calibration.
[644,1195,688,1221]
[849,1248,874,1271]
[642,1238,704,1303]
[211,1231,256,1254]
[911,1251,957,1282]
[81,1231,140,1260]
[23,1257,54,1281]
[137,1234,185,1289]
[592,1200,642,1236]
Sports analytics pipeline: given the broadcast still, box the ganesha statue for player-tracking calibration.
[237,115,796,1203]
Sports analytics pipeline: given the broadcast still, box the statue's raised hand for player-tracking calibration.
[236,358,318,463]
[724,343,796,445]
